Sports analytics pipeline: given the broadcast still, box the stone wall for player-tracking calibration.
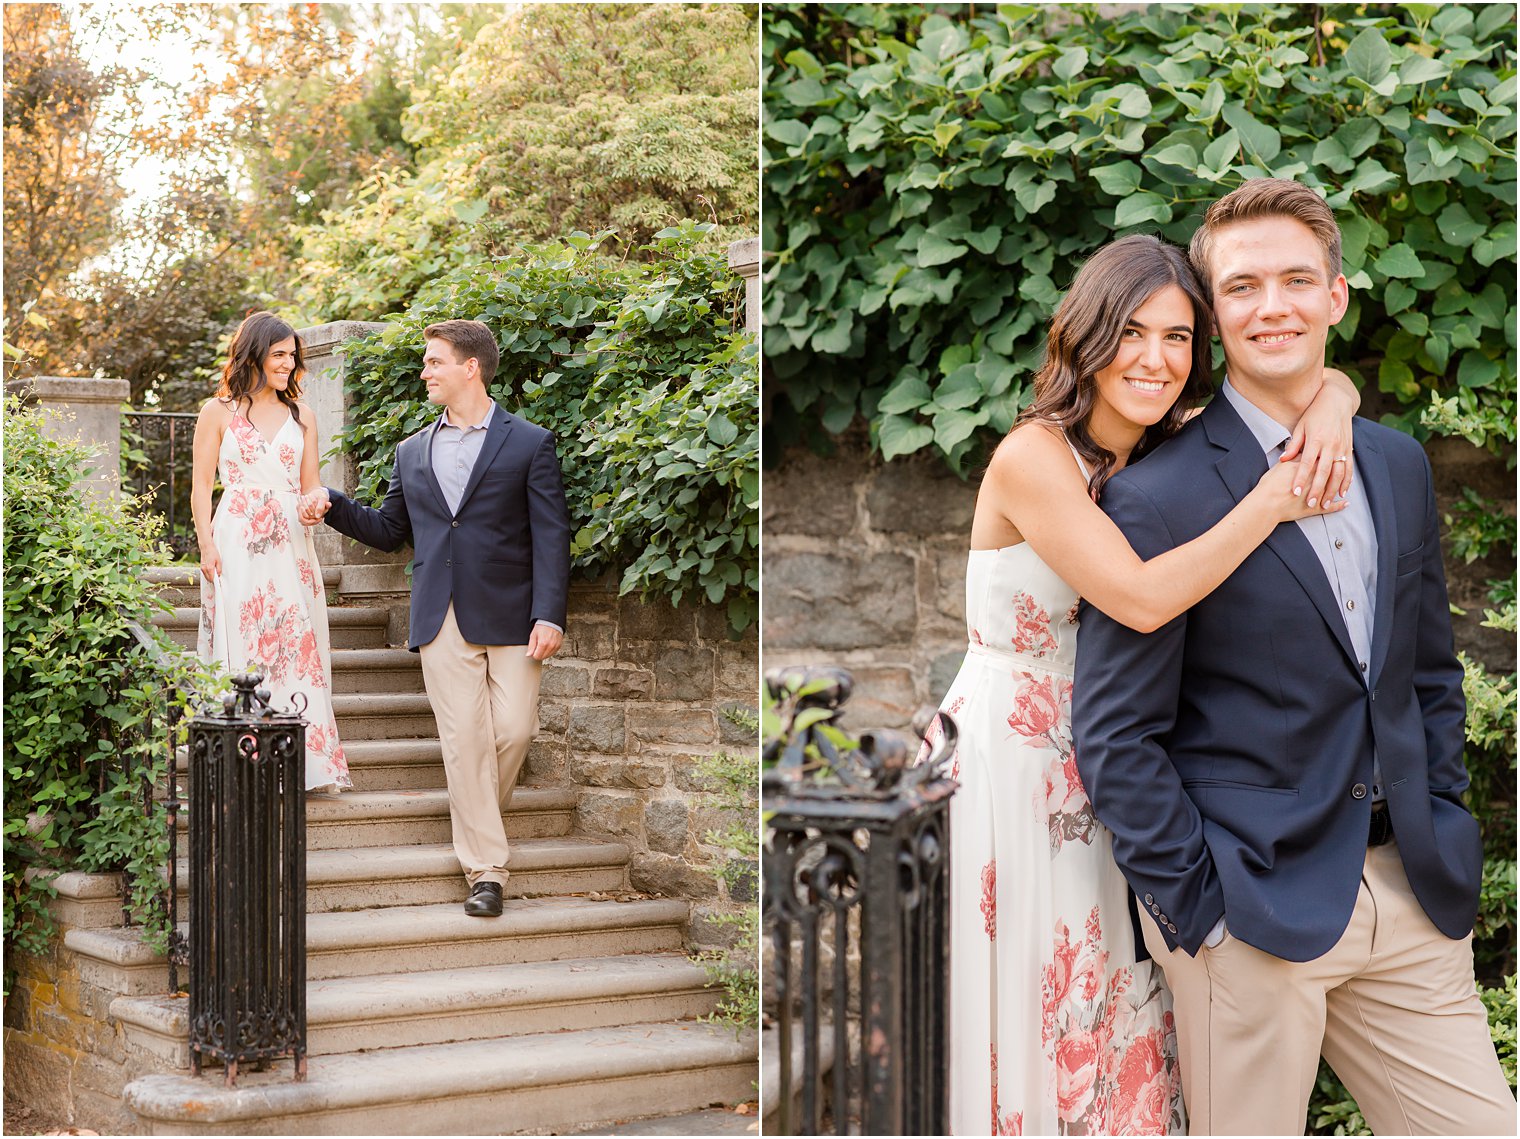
[762,430,1516,730]
[539,578,758,949]
[3,876,176,1134]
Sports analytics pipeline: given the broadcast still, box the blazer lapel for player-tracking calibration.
[1354,424,1399,684]
[421,420,451,515]
[1204,397,1359,670]
[455,404,514,515]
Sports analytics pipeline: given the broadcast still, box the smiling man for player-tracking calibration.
[300,319,571,919]
[1072,180,1515,1135]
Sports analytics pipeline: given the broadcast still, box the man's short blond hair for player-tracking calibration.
[1189,178,1343,290]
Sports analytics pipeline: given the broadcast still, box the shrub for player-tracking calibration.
[696,707,760,1031]
[762,3,1516,469]
[2,399,213,992]
[337,222,758,631]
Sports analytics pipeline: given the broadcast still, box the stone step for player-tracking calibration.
[122,1020,758,1135]
[152,607,391,651]
[145,565,341,608]
[66,896,690,991]
[171,838,629,913]
[328,648,424,693]
[327,692,436,739]
[171,788,574,853]
[112,953,720,1063]
[173,738,450,792]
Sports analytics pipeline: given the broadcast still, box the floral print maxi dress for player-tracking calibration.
[197,410,351,791]
[928,538,1184,1136]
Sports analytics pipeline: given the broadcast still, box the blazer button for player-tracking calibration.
[1351,783,1367,800]
[1167,923,1178,934]
[1143,893,1154,906]
[446,560,452,567]
[451,520,459,528]
[1151,904,1161,915]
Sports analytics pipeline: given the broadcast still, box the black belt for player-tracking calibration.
[1368,804,1393,846]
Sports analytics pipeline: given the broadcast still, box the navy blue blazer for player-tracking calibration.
[323,404,571,651]
[1073,395,1479,962]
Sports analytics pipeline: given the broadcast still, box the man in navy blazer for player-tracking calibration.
[302,319,571,918]
[1073,180,1513,1134]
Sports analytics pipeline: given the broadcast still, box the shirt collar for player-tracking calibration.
[1221,378,1293,455]
[436,404,496,434]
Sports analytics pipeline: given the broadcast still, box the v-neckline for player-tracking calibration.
[241,408,292,449]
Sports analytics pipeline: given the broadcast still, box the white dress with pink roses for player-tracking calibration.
[932,529,1185,1135]
[197,408,351,792]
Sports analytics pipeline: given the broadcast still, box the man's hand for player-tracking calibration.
[526,622,564,661]
[298,488,331,526]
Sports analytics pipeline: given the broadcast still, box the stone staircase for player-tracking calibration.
[65,572,755,1134]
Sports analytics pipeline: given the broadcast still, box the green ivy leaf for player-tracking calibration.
[1221,103,1281,163]
[878,413,934,460]
[1345,28,1394,86]
[1113,191,1173,229]
[1373,244,1426,279]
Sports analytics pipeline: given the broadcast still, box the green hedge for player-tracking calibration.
[337,223,759,632]
[762,3,1516,470]
[2,399,212,992]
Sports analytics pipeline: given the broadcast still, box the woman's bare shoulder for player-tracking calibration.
[198,397,233,422]
[989,419,1070,475]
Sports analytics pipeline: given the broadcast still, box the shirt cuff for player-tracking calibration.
[533,620,564,635]
[1204,916,1227,949]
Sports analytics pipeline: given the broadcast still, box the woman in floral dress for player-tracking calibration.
[929,236,1362,1134]
[191,311,351,793]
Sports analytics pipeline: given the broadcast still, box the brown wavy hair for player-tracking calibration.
[1015,234,1214,499]
[217,311,305,425]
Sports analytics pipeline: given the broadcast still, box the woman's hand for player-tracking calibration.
[200,540,222,582]
[1252,458,1348,524]
[1281,366,1359,508]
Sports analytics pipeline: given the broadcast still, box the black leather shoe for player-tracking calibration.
[463,881,503,917]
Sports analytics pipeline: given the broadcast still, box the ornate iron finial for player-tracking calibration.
[212,673,302,721]
[764,665,959,795]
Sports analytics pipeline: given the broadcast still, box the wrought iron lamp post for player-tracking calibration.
[763,667,959,1136]
[186,672,308,1085]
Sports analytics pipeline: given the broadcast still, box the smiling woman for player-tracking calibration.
[191,311,352,794]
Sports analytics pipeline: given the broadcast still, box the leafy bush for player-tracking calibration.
[696,707,760,1031]
[2,399,213,991]
[762,3,1516,470]
[337,222,758,631]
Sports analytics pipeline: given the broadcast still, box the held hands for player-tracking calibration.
[526,623,564,662]
[297,488,331,527]
[1281,366,1358,508]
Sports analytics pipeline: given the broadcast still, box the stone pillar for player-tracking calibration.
[728,237,759,334]
[4,376,129,502]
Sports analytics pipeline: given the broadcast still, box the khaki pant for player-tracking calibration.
[1143,840,1515,1135]
[417,603,541,888]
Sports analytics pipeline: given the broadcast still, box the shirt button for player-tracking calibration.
[1351,783,1367,800]
[1359,661,1367,672]
[1334,538,1344,550]
[1346,599,1356,611]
